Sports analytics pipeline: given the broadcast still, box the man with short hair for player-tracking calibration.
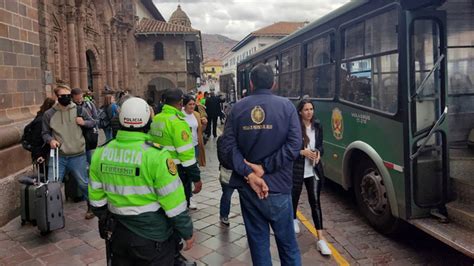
[42,84,94,219]
[148,88,203,206]
[71,88,99,164]
[219,63,303,265]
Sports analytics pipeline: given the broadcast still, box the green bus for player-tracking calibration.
[237,0,473,257]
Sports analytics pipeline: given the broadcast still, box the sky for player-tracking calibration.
[152,0,350,41]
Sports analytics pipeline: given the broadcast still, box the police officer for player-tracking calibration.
[149,88,202,206]
[89,97,195,265]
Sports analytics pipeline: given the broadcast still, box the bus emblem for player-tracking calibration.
[251,106,265,125]
[332,108,343,140]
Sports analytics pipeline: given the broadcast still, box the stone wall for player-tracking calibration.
[0,0,42,226]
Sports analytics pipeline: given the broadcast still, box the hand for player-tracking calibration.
[76,117,85,126]
[201,117,208,126]
[302,149,317,161]
[50,140,60,149]
[314,151,321,165]
[192,180,202,194]
[244,159,264,178]
[247,173,269,199]
[183,234,195,251]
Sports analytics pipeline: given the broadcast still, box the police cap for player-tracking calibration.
[163,88,184,104]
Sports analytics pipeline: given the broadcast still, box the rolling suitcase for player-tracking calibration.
[19,163,45,226]
[35,148,65,235]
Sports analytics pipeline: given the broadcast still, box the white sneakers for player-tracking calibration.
[293,219,300,234]
[317,239,332,256]
[188,198,197,210]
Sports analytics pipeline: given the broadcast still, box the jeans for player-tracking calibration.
[104,127,113,141]
[238,185,301,266]
[48,153,89,200]
[219,182,235,218]
[86,149,94,165]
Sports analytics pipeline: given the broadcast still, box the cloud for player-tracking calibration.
[152,0,349,40]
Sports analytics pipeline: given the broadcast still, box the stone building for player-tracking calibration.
[0,0,201,226]
[135,5,202,103]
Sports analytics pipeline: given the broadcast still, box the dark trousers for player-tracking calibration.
[205,116,218,137]
[177,166,192,206]
[110,223,176,266]
[292,176,323,230]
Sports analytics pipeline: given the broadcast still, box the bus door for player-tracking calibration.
[407,10,449,213]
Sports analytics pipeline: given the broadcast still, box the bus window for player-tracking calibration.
[340,9,399,114]
[303,34,335,98]
[279,46,301,97]
[266,56,280,89]
[412,19,440,132]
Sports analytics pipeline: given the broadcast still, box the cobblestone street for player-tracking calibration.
[0,137,472,265]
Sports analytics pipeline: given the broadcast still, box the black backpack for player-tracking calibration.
[21,120,35,151]
[216,135,233,170]
[77,106,99,150]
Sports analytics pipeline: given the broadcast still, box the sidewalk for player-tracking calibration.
[0,138,336,265]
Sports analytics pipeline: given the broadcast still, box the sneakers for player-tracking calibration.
[188,199,197,210]
[293,219,300,234]
[220,217,230,226]
[317,239,332,255]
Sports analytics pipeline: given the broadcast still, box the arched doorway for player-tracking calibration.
[147,77,175,103]
[86,50,97,92]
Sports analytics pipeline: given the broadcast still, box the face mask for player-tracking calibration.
[58,95,72,106]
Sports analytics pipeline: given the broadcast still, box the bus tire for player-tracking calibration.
[354,159,400,235]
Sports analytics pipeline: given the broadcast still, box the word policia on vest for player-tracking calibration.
[100,147,143,165]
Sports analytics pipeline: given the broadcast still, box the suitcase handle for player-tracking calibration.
[33,161,47,184]
[50,148,59,182]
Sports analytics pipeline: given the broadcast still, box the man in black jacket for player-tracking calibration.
[204,91,223,138]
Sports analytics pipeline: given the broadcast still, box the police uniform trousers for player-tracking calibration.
[177,165,192,206]
[110,222,176,266]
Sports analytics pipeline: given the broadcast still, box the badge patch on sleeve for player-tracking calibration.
[181,130,190,141]
[167,158,177,175]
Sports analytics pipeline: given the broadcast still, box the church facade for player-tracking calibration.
[0,0,202,225]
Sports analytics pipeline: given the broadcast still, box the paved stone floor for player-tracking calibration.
[0,136,473,265]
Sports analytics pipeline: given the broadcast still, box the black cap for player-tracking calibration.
[163,88,184,104]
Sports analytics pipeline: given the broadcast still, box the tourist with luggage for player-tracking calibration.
[41,84,94,219]
[89,97,195,265]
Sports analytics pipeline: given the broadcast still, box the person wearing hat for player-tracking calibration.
[149,88,203,206]
[88,97,195,265]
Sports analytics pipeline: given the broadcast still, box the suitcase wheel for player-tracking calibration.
[31,220,37,226]
[40,231,50,236]
[21,220,26,226]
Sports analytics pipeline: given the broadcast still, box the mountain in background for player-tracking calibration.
[201,34,238,61]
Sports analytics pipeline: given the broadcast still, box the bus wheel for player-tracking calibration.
[354,160,400,234]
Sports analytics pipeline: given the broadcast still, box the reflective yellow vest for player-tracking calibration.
[148,104,196,167]
[88,130,187,218]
